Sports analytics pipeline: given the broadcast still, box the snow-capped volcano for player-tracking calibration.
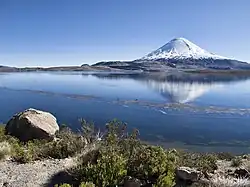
[142,38,228,60]
[93,37,250,70]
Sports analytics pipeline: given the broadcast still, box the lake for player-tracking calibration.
[1,71,250,153]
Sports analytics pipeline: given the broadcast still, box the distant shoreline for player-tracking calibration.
[0,65,123,73]
[2,65,250,75]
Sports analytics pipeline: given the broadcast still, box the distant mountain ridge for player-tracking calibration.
[93,38,250,71]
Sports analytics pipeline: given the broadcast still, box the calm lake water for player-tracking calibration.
[1,71,250,153]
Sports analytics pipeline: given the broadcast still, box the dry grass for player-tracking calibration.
[209,175,250,187]
[0,141,11,161]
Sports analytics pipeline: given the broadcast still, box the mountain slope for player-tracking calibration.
[141,38,227,60]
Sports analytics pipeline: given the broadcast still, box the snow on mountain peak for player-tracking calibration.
[142,37,228,60]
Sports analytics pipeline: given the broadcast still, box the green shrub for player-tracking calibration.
[54,184,72,187]
[11,141,37,163]
[231,157,242,167]
[72,120,176,186]
[41,130,85,159]
[79,182,95,187]
[178,152,217,173]
[78,148,127,187]
[54,182,95,187]
[154,172,176,187]
[128,146,174,182]
[0,125,6,142]
[215,152,235,161]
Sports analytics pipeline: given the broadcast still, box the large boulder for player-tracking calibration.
[5,108,59,141]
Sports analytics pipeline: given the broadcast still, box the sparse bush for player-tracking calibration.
[178,152,218,173]
[54,184,72,187]
[79,182,95,187]
[0,125,6,142]
[55,182,95,187]
[231,157,243,167]
[40,128,86,159]
[0,141,11,161]
[215,152,235,161]
[11,141,37,163]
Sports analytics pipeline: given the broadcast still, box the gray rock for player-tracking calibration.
[176,167,201,182]
[5,108,59,141]
[124,176,141,187]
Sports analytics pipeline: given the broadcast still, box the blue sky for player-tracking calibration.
[0,0,250,67]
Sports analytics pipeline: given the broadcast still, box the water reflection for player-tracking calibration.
[85,72,250,104]
[144,80,221,103]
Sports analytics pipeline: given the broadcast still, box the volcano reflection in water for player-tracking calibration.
[144,80,222,103]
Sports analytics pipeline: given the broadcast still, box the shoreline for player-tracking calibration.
[2,65,250,75]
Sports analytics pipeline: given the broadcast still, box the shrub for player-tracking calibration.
[55,184,72,187]
[154,172,176,187]
[79,182,95,187]
[215,152,235,161]
[55,182,95,187]
[40,128,86,159]
[0,125,6,142]
[78,148,127,187]
[128,145,174,182]
[231,157,243,167]
[11,141,37,163]
[72,120,176,186]
[0,141,11,161]
[178,152,218,173]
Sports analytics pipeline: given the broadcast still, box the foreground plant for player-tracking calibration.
[231,157,243,167]
[0,141,11,161]
[70,119,176,187]
[55,182,95,187]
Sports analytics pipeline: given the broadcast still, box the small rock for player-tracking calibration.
[3,182,10,187]
[176,167,202,182]
[242,155,248,159]
[5,108,59,141]
[234,168,250,178]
